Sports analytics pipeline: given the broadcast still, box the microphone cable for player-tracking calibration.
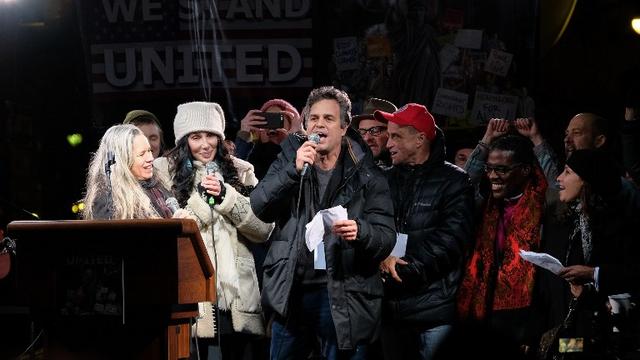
[206,164,227,359]
[209,205,225,358]
[295,133,319,217]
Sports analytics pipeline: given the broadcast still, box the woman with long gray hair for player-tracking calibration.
[83,124,187,220]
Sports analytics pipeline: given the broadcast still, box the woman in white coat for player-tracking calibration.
[154,101,273,360]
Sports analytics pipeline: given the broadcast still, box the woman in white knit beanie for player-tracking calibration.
[153,101,274,360]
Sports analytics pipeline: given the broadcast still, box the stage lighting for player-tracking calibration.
[632,18,640,35]
[66,133,83,147]
[71,201,85,215]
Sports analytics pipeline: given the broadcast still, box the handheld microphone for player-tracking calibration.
[301,133,320,177]
[205,162,219,206]
[165,197,180,215]
[206,161,219,175]
[105,151,116,177]
[105,151,117,208]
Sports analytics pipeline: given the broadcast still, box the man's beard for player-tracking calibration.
[375,149,391,162]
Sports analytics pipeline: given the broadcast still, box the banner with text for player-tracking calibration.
[78,0,313,97]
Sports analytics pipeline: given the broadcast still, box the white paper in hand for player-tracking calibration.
[305,205,349,252]
[390,233,408,257]
[321,205,349,229]
[305,205,349,270]
[305,213,325,252]
[314,241,326,270]
[519,250,565,275]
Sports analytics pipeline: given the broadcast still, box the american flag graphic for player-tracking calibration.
[78,0,313,96]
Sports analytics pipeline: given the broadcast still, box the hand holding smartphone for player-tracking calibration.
[255,112,285,129]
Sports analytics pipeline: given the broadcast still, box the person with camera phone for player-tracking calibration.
[255,111,285,130]
[235,99,302,180]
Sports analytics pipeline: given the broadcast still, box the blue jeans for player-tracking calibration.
[381,322,453,360]
[418,324,453,360]
[270,287,367,360]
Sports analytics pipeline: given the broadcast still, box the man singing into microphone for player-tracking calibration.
[251,86,396,359]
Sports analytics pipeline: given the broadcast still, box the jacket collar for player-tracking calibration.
[394,126,446,173]
[280,127,373,173]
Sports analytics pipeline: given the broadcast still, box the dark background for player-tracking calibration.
[0,0,639,228]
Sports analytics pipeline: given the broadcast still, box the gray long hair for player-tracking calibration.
[83,124,160,219]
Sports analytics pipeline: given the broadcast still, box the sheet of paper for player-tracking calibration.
[305,205,349,270]
[519,250,565,275]
[314,241,326,270]
[334,37,359,71]
[305,212,325,252]
[469,91,519,125]
[390,233,407,257]
[320,205,349,229]
[432,88,469,118]
[484,49,513,77]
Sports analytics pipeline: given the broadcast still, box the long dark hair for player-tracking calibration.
[578,181,610,219]
[166,134,252,207]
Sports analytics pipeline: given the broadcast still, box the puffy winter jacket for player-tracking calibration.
[384,128,474,328]
[250,128,396,349]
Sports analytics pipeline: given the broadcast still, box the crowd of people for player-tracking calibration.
[81,85,639,359]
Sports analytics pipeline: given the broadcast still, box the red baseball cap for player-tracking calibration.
[374,103,436,141]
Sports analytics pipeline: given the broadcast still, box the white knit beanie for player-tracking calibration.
[173,101,226,144]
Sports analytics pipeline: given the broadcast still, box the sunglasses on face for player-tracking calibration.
[483,163,523,176]
[358,126,387,137]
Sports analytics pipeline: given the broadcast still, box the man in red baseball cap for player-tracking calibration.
[373,103,437,165]
[374,103,474,359]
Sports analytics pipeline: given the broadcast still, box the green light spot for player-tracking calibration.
[67,133,83,147]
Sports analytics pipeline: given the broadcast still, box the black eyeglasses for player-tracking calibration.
[358,126,387,137]
[483,163,523,176]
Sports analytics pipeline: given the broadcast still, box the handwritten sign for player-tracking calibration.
[470,91,519,125]
[334,37,359,71]
[432,88,469,118]
[484,49,513,77]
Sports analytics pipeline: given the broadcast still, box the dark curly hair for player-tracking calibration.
[489,134,536,167]
[166,135,253,207]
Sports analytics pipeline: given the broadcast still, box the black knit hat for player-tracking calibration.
[566,149,621,198]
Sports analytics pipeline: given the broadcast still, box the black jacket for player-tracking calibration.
[250,128,396,349]
[91,177,173,220]
[551,192,638,355]
[384,129,474,327]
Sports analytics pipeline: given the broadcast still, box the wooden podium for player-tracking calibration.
[8,219,215,359]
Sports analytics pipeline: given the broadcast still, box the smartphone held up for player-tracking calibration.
[255,112,285,130]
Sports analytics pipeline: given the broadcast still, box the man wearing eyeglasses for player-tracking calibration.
[457,133,548,358]
[352,97,397,169]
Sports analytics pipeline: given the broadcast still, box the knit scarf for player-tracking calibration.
[140,177,173,219]
[458,166,547,320]
[567,201,593,265]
